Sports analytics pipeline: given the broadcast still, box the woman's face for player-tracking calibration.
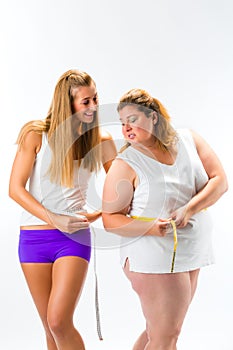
[119,105,156,145]
[72,83,98,124]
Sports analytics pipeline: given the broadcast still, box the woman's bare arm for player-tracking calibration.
[102,158,170,237]
[9,131,89,233]
[170,130,228,227]
[100,129,117,173]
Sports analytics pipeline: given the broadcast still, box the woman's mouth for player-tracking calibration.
[84,112,94,118]
[83,111,95,122]
[128,133,136,139]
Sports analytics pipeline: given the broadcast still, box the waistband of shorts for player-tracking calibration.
[19,228,91,244]
[20,228,90,234]
[20,228,62,234]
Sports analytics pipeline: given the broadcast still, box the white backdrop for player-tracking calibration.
[1,0,233,349]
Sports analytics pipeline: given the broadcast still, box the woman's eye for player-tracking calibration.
[83,100,89,105]
[129,117,136,123]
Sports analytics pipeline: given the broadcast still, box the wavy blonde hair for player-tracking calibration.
[117,88,177,151]
[17,69,102,187]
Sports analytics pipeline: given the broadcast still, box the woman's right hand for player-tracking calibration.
[47,211,90,234]
[147,218,173,237]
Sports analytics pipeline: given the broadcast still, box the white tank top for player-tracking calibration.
[117,128,208,220]
[116,128,214,273]
[20,132,92,226]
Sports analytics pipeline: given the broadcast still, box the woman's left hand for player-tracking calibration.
[170,205,192,228]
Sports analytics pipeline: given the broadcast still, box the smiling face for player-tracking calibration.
[119,105,157,146]
[72,83,98,124]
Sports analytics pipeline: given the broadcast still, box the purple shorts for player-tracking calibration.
[19,228,91,263]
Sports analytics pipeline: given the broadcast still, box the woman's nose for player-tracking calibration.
[125,123,132,131]
[89,100,98,110]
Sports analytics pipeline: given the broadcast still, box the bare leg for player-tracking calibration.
[21,256,88,350]
[132,330,148,350]
[124,260,200,350]
[47,256,88,350]
[21,263,58,350]
[189,269,200,301]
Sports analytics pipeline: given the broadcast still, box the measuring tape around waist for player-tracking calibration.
[131,216,177,273]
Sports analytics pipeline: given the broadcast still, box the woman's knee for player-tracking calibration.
[148,323,182,347]
[47,311,71,338]
[166,323,182,340]
[41,319,56,342]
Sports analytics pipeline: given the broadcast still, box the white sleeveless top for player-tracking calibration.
[20,132,92,226]
[117,128,214,273]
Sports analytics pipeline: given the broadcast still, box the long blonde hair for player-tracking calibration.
[117,88,177,151]
[17,69,102,187]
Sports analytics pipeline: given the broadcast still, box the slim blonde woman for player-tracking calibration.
[102,88,227,350]
[9,69,117,350]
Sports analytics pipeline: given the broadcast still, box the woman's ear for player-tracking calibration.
[152,111,158,125]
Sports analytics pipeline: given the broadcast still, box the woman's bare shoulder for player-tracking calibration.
[19,130,42,154]
[100,128,113,142]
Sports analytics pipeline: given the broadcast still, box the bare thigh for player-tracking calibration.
[189,269,200,300]
[124,260,199,343]
[21,256,88,326]
[21,262,53,325]
[47,256,88,326]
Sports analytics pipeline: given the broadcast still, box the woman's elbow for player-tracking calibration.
[102,213,110,229]
[217,174,228,198]
[222,177,228,194]
[8,184,21,202]
[8,184,15,200]
[8,189,18,202]
[102,213,115,232]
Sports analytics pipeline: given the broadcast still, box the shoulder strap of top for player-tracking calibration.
[177,128,197,150]
[35,132,49,161]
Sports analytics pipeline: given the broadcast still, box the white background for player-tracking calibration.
[1,0,233,349]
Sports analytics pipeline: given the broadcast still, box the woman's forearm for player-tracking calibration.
[188,175,228,216]
[9,186,54,225]
[9,186,90,233]
[102,213,156,237]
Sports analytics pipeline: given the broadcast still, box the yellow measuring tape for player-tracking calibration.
[131,216,177,273]
[170,220,177,273]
